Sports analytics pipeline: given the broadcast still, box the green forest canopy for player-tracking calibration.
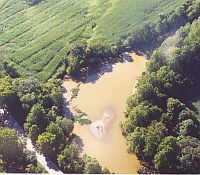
[121,17,200,174]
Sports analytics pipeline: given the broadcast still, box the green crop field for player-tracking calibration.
[0,0,184,81]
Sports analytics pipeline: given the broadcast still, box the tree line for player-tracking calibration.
[0,75,112,173]
[63,0,200,78]
[63,40,123,76]
[125,0,200,49]
[120,17,200,174]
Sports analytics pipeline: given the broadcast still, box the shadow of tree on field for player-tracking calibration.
[26,0,43,6]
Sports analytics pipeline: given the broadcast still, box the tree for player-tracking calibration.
[143,121,167,159]
[24,149,37,166]
[82,154,102,174]
[153,136,180,173]
[47,106,59,122]
[161,98,185,134]
[120,117,135,135]
[14,77,41,111]
[126,127,146,154]
[179,119,197,137]
[36,132,57,159]
[0,77,17,111]
[46,123,66,145]
[36,123,67,159]
[178,110,190,122]
[2,61,19,78]
[28,125,40,143]
[0,154,6,173]
[15,77,41,97]
[102,167,111,174]
[20,92,38,110]
[0,111,5,127]
[55,116,74,137]
[0,128,24,164]
[41,78,62,111]
[24,103,48,134]
[126,102,162,127]
[57,144,82,173]
[66,43,86,75]
[25,164,36,173]
[178,136,200,173]
[49,86,63,109]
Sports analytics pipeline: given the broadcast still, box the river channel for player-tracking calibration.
[62,52,148,174]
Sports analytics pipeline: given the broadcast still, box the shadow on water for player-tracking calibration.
[85,53,135,84]
[72,134,84,153]
[64,54,134,84]
[121,53,133,63]
[62,85,74,120]
[62,85,67,93]
[63,97,74,120]
[86,63,113,84]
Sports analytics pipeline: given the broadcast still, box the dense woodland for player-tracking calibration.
[0,0,200,174]
[121,17,200,174]
[0,76,111,173]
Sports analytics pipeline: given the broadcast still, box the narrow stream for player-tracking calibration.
[62,52,148,174]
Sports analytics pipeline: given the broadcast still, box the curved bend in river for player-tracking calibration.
[62,52,148,174]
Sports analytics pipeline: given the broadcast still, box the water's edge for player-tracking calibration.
[62,52,148,174]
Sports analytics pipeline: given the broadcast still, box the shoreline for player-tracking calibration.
[133,80,138,94]
[62,51,147,173]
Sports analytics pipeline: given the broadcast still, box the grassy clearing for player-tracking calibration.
[1,0,184,81]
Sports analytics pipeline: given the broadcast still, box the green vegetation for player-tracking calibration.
[0,76,108,173]
[92,0,184,44]
[74,109,92,126]
[121,17,200,174]
[1,0,200,174]
[0,0,186,81]
[71,83,81,99]
[127,0,200,49]
[25,161,48,173]
[0,127,46,173]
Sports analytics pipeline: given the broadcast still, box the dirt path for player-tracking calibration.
[3,111,63,174]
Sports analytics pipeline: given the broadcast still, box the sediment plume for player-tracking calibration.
[90,108,114,139]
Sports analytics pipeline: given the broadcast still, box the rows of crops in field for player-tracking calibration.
[92,0,185,44]
[1,0,184,81]
[0,0,115,81]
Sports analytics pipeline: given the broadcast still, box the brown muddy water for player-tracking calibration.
[62,52,148,174]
